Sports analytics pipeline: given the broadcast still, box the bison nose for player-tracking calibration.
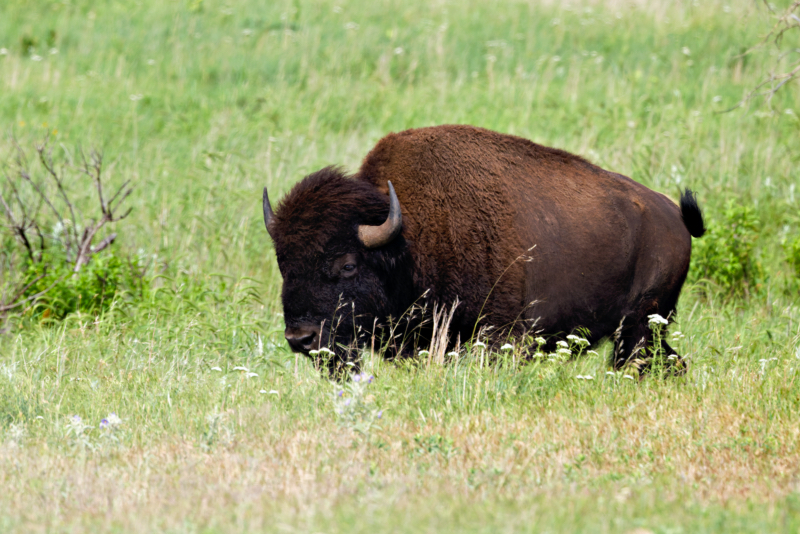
[284,325,320,353]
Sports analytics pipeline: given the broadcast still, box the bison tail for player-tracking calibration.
[680,188,706,238]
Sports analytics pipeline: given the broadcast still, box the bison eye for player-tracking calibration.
[333,253,359,279]
[339,263,358,279]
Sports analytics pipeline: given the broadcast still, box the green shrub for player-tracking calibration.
[785,232,800,283]
[689,200,764,297]
[20,250,148,321]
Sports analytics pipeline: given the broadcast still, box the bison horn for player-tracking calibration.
[262,187,274,233]
[358,181,403,248]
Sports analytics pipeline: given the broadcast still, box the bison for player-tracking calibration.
[262,125,705,373]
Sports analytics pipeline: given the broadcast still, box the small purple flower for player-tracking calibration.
[337,390,344,397]
[367,375,374,384]
[99,419,109,429]
[376,410,382,419]
[344,399,351,406]
[72,415,81,423]
[353,374,361,382]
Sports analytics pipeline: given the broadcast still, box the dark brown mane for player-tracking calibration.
[271,167,391,262]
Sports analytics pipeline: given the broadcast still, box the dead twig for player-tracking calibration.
[0,272,70,313]
[725,1,800,111]
[73,150,132,272]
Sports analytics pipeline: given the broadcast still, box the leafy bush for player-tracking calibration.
[784,232,800,284]
[0,139,138,323]
[689,201,764,297]
[20,249,148,321]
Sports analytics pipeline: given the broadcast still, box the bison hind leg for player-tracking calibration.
[611,314,686,377]
[658,338,687,376]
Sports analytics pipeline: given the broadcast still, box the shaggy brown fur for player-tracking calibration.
[266,125,705,372]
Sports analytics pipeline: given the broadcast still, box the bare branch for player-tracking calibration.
[0,188,18,226]
[107,180,131,211]
[18,169,65,231]
[91,233,117,254]
[0,272,70,313]
[0,273,46,310]
[727,1,800,110]
[81,149,107,215]
[36,138,79,250]
[110,192,133,220]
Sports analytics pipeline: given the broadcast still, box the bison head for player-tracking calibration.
[263,168,413,368]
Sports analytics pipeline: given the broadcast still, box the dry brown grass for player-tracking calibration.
[3,381,798,532]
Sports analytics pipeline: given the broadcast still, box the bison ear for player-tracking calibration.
[357,181,403,248]
[263,187,274,235]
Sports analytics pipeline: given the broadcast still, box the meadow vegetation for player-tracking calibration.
[1,0,800,531]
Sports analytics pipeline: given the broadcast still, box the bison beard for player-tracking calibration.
[263,125,705,375]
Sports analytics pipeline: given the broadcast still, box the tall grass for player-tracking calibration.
[1,0,799,531]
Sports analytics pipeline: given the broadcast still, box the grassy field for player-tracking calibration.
[1,0,800,531]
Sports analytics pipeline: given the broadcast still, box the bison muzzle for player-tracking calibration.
[263,125,705,374]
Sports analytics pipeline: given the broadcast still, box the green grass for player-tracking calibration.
[1,0,800,532]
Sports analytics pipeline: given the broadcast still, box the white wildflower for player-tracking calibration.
[447,351,459,358]
[500,343,514,351]
[567,335,579,342]
[473,341,486,349]
[31,55,43,61]
[0,48,8,56]
[418,350,430,356]
[647,314,668,326]
[210,366,222,372]
[557,348,572,356]
[557,340,569,348]
[623,374,634,380]
[245,372,258,378]
[318,347,334,355]
[535,337,546,345]
[587,350,599,356]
